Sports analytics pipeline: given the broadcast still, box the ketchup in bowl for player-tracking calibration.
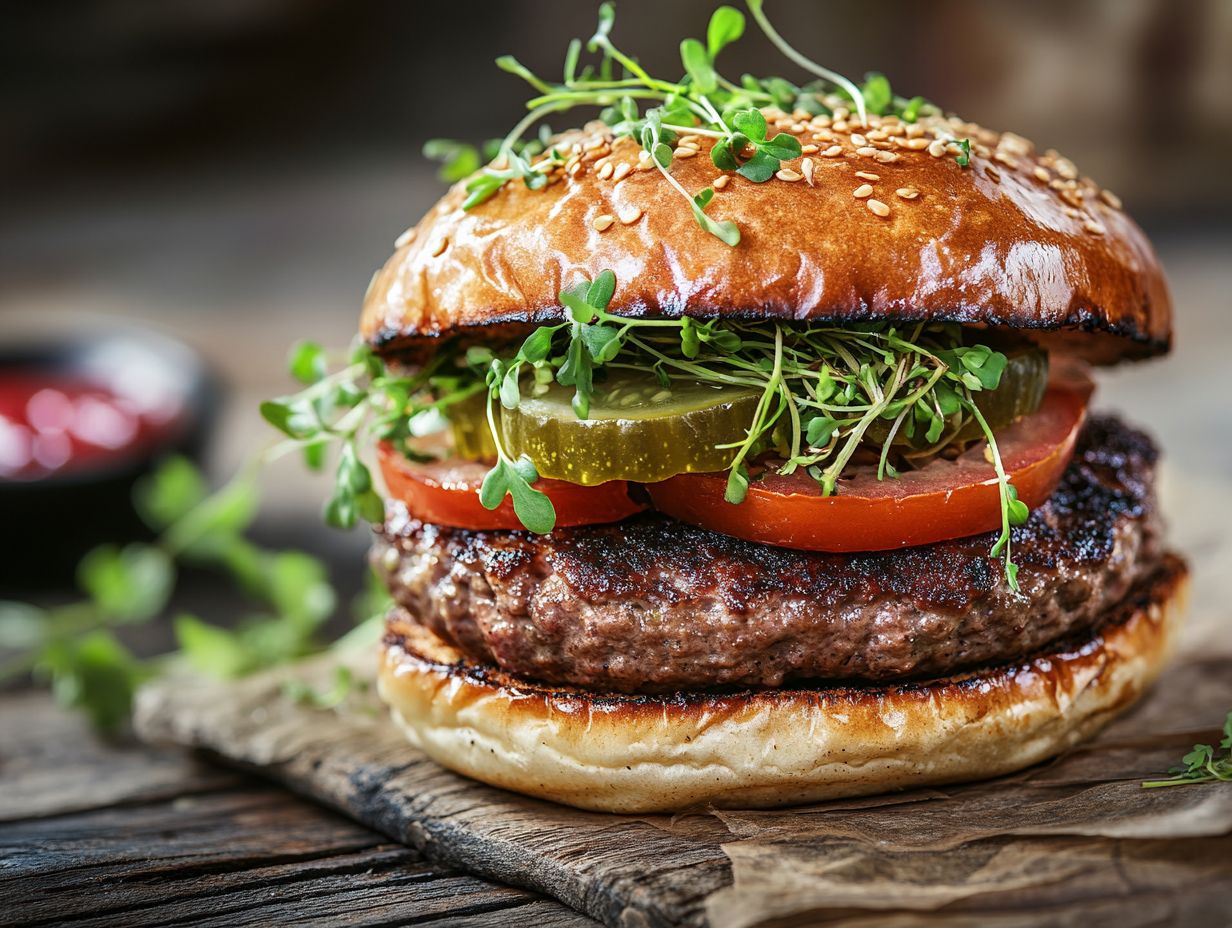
[0,375,184,481]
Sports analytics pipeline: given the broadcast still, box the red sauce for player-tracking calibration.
[0,374,183,480]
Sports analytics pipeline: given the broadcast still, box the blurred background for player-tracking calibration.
[1,0,1230,622]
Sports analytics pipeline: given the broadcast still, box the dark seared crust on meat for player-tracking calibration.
[372,415,1162,692]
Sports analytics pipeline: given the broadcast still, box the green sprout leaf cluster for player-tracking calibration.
[1142,712,1232,789]
[474,270,1030,587]
[0,455,348,733]
[438,2,943,245]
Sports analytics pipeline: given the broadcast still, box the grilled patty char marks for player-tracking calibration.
[372,416,1161,692]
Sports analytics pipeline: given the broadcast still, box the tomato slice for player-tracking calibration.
[376,442,645,531]
[646,384,1089,552]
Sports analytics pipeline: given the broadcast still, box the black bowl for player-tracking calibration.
[0,326,217,592]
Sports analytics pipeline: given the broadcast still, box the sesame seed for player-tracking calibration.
[1032,166,1051,183]
[618,206,643,224]
[902,137,930,150]
[789,122,806,134]
[713,174,731,190]
[678,135,701,147]
[855,171,880,181]
[896,187,919,199]
[802,158,815,186]
[856,147,877,157]
[394,228,416,248]
[832,120,849,133]
[1055,159,1079,180]
[1099,189,1123,210]
[673,147,697,159]
[873,151,899,163]
[598,162,615,180]
[676,143,699,154]
[822,145,844,157]
[430,237,449,257]
[906,124,925,139]
[986,166,1001,182]
[928,139,948,158]
[1083,219,1106,235]
[776,168,803,182]
[850,133,868,146]
[867,199,890,217]
[592,214,615,232]
[1062,206,1081,218]
[1060,188,1085,208]
[994,152,1018,169]
[584,137,606,152]
[853,184,873,199]
[833,106,850,120]
[612,163,632,182]
[801,144,819,154]
[568,161,583,176]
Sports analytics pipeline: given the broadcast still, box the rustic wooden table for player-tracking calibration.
[0,692,597,927]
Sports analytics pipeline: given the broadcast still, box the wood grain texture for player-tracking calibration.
[0,692,598,928]
[132,643,1232,928]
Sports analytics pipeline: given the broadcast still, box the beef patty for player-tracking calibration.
[372,416,1162,692]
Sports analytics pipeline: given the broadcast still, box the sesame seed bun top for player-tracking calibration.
[361,109,1172,365]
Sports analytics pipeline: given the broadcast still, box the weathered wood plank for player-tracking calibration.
[0,694,600,927]
[0,691,238,822]
[132,646,1232,928]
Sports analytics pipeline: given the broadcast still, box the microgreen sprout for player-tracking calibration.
[450,2,939,244]
[1142,712,1232,789]
[475,270,1031,587]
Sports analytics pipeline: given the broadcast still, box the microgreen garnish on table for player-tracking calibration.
[431,2,944,245]
[0,456,342,732]
[1142,712,1232,789]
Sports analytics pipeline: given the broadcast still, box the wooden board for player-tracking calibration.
[132,643,1232,927]
[0,692,598,927]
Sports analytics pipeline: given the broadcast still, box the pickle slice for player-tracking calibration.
[499,373,762,485]
[450,391,498,460]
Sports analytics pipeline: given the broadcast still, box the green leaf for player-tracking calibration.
[134,455,207,531]
[652,141,673,168]
[725,463,750,504]
[861,72,893,116]
[1006,484,1030,526]
[706,6,745,59]
[900,95,926,123]
[680,38,717,94]
[519,326,556,363]
[736,150,779,183]
[731,108,767,142]
[580,324,622,364]
[507,456,556,534]
[288,340,327,385]
[588,1,616,50]
[499,361,523,408]
[260,399,318,440]
[691,201,741,246]
[462,173,507,210]
[175,614,250,679]
[560,287,596,324]
[759,132,802,161]
[710,139,739,172]
[268,552,335,632]
[586,269,617,310]
[37,632,148,734]
[78,544,173,623]
[423,139,481,182]
[479,461,511,510]
[954,138,972,168]
[806,416,839,447]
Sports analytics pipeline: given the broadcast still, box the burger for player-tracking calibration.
[285,4,1187,812]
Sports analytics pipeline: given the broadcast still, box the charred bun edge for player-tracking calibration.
[377,554,1187,813]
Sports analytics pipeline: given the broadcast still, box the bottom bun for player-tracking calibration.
[377,554,1188,813]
